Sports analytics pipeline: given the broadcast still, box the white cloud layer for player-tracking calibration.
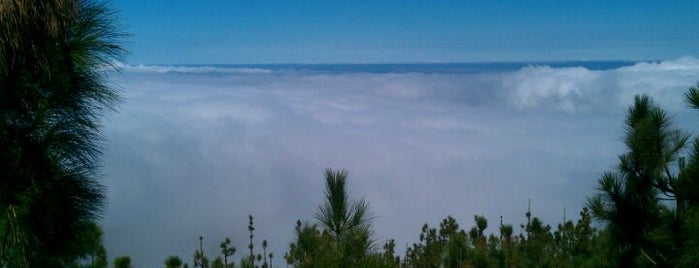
[102,57,699,267]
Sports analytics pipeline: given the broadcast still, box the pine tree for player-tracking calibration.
[0,0,125,266]
[113,256,132,268]
[315,168,374,266]
[220,237,236,268]
[588,95,688,266]
[165,255,184,268]
[676,83,699,267]
[286,168,375,267]
[248,215,255,264]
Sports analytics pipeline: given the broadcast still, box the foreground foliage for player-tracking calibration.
[0,0,124,266]
[284,169,395,268]
[588,85,699,267]
[403,208,604,268]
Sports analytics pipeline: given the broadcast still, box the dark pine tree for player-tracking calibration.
[0,0,125,266]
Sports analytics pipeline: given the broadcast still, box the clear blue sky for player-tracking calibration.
[112,0,699,64]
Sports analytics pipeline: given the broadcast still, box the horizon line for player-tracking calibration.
[121,58,658,66]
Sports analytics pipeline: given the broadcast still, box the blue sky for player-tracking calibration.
[113,0,699,64]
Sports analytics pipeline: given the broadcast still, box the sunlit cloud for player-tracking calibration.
[103,57,699,266]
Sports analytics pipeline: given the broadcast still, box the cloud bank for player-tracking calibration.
[102,57,699,267]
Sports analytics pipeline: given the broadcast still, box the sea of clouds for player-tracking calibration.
[102,57,699,267]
